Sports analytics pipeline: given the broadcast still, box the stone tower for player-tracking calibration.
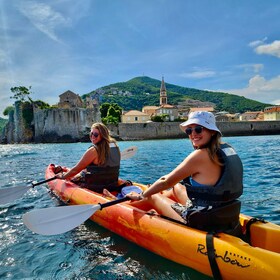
[160,76,167,105]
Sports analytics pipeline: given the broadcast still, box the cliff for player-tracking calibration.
[1,102,101,144]
[1,101,33,143]
[34,107,101,143]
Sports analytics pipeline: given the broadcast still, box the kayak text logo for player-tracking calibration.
[197,244,251,268]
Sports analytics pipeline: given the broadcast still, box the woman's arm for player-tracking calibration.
[60,147,98,180]
[141,150,202,198]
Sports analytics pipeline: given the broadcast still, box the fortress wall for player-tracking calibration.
[217,121,280,136]
[2,107,279,144]
[108,121,280,140]
[34,108,101,142]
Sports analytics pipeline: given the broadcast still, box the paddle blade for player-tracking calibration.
[0,185,32,204]
[121,146,138,160]
[23,204,101,235]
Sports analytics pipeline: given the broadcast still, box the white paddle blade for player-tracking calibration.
[0,184,32,204]
[23,204,101,235]
[121,146,138,160]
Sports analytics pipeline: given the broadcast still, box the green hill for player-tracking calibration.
[83,76,271,113]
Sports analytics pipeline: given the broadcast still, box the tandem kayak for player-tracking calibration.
[44,164,280,280]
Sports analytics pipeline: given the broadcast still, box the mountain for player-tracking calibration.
[83,76,272,113]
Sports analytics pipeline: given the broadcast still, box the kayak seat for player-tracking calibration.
[187,200,242,237]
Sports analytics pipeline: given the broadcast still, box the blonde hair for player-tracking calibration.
[90,123,117,165]
[207,132,223,166]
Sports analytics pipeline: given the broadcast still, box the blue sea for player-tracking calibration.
[0,135,279,280]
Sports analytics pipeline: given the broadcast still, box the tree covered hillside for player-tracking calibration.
[83,76,271,113]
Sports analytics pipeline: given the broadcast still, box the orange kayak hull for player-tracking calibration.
[46,164,280,280]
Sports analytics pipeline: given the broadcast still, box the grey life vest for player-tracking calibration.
[185,143,243,207]
[85,143,121,191]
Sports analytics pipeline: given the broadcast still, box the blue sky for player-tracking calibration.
[1,0,280,117]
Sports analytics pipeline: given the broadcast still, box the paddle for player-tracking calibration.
[0,146,137,204]
[0,177,58,205]
[23,197,130,235]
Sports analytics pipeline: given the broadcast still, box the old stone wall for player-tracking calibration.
[217,121,280,136]
[1,101,34,144]
[34,107,101,142]
[2,107,279,144]
[108,120,280,140]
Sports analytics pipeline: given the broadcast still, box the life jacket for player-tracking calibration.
[84,143,121,192]
[185,142,243,207]
[182,143,243,235]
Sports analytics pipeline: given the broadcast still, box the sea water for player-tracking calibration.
[0,135,279,279]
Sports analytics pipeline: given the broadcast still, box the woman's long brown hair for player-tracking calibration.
[193,131,223,166]
[90,123,118,165]
[207,132,223,166]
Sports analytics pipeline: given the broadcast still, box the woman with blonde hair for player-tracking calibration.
[57,122,121,193]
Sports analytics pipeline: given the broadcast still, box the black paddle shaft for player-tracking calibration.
[32,176,57,187]
[99,196,130,210]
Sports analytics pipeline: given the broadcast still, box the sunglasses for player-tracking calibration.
[185,126,204,135]
[90,132,99,138]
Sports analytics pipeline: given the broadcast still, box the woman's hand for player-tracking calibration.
[126,191,144,201]
[55,173,65,180]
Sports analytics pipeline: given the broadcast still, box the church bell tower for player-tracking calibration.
[160,76,167,105]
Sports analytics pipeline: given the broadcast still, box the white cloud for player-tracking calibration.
[180,70,216,79]
[254,40,280,58]
[248,37,267,48]
[224,74,280,105]
[236,63,264,73]
[16,0,70,42]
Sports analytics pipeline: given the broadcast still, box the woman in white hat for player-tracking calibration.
[128,111,243,233]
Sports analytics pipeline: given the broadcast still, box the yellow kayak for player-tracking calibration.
[45,164,280,280]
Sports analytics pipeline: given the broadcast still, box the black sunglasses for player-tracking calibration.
[90,132,99,138]
[185,126,203,135]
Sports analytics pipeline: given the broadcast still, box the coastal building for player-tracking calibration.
[177,100,215,118]
[160,77,167,105]
[239,111,263,121]
[58,90,83,108]
[121,110,150,123]
[215,112,240,122]
[189,107,215,113]
[141,77,178,121]
[155,104,178,121]
[85,92,100,109]
[264,106,280,121]
[142,106,158,117]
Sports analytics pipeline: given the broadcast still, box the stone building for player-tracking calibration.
[239,111,263,121]
[141,77,178,121]
[85,92,100,109]
[264,106,280,121]
[58,90,83,108]
[121,110,150,123]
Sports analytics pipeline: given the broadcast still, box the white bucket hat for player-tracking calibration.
[180,111,221,135]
